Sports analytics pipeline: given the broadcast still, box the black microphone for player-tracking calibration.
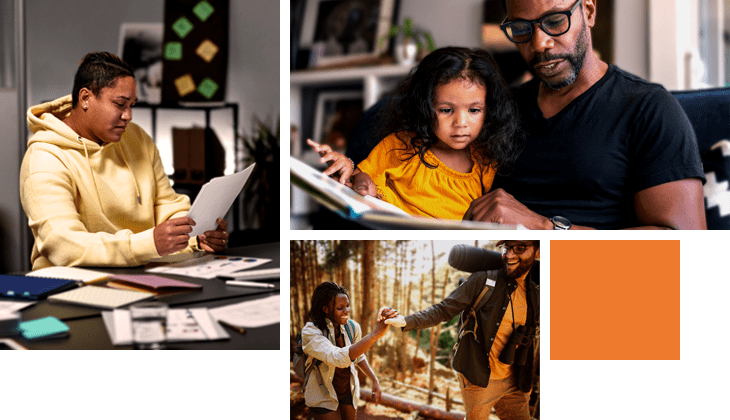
[448,244,503,273]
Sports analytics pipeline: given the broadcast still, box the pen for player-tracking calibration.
[225,280,276,288]
[217,268,280,281]
[218,320,246,334]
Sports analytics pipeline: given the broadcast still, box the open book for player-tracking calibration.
[290,157,524,230]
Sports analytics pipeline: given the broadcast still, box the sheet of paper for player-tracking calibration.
[187,164,255,237]
[208,294,280,328]
[166,308,229,341]
[147,251,206,264]
[0,300,35,313]
[147,255,271,279]
[107,309,133,345]
[103,308,228,346]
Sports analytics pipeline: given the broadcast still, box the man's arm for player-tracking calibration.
[464,179,707,230]
[400,272,484,331]
[632,178,706,230]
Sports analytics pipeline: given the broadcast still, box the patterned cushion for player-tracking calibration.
[702,140,730,229]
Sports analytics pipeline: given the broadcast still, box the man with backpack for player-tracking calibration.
[385,240,540,420]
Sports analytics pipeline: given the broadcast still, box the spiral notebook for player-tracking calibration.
[48,285,155,309]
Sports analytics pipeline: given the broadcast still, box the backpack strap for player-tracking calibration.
[457,270,499,343]
[344,319,355,344]
[304,358,328,395]
[302,327,329,395]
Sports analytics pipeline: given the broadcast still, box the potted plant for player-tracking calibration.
[235,117,279,244]
[379,18,436,66]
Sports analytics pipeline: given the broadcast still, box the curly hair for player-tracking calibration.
[308,281,349,332]
[378,47,521,172]
[71,52,135,108]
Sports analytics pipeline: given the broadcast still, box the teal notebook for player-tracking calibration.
[19,316,70,340]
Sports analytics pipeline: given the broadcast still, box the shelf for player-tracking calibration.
[290,64,411,155]
[290,64,412,86]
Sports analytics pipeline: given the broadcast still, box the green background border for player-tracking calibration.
[0,0,730,420]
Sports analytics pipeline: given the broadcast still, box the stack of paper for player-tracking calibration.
[101,308,230,346]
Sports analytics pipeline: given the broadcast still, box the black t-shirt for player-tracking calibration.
[493,65,705,229]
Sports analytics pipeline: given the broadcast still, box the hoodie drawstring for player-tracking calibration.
[80,137,108,217]
[117,146,142,205]
[80,137,142,215]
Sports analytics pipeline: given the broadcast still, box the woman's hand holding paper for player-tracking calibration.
[197,218,229,253]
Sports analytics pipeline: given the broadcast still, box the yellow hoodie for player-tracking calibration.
[20,95,196,269]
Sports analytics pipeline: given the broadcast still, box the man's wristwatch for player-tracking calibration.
[550,216,572,230]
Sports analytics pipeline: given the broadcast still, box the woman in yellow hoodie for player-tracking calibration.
[20,52,228,269]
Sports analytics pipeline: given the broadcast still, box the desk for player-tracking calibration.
[11,242,280,350]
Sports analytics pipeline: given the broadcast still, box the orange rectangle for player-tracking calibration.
[550,240,680,360]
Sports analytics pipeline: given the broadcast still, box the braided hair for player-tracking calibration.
[308,281,349,331]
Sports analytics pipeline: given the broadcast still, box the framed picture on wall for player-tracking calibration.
[312,90,364,151]
[118,23,164,104]
[298,0,397,67]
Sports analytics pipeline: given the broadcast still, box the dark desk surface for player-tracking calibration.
[10,242,280,350]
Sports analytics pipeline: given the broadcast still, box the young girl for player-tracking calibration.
[308,47,520,219]
[301,282,397,420]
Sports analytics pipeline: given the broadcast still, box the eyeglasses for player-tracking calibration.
[500,0,582,44]
[500,244,534,255]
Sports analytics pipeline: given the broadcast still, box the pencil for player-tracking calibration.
[218,320,246,334]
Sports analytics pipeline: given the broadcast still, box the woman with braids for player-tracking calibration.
[20,52,228,269]
[301,281,398,420]
[306,46,521,219]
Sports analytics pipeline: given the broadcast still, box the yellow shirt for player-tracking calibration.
[489,277,527,380]
[357,133,495,220]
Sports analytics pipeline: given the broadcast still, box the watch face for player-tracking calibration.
[552,216,571,229]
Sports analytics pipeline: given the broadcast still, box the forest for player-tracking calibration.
[290,240,538,420]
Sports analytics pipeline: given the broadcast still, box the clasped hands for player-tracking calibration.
[153,217,229,256]
[377,306,406,328]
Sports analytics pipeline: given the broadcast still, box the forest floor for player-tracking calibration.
[290,348,502,420]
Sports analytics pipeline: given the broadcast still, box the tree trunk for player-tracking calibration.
[360,388,466,420]
[427,240,437,405]
[291,241,302,334]
[362,241,374,356]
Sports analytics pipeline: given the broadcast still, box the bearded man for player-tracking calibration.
[385,240,540,420]
[464,0,706,230]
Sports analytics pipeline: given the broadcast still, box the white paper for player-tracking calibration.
[147,255,271,279]
[0,300,35,313]
[103,308,228,345]
[208,295,280,328]
[109,309,133,345]
[167,308,229,341]
[26,266,109,283]
[187,164,255,237]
